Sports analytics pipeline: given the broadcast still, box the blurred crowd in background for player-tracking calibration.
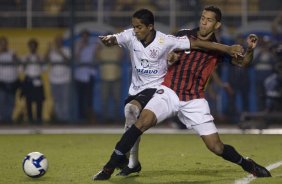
[0,0,281,126]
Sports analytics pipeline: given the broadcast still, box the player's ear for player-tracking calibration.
[215,22,221,30]
[148,24,154,31]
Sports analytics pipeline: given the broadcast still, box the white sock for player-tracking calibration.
[124,103,140,168]
[128,137,140,168]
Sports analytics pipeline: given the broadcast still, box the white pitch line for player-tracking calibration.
[234,160,282,184]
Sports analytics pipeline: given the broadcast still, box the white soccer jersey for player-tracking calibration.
[115,28,191,95]
[0,50,18,82]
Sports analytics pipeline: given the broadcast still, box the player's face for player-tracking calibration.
[198,10,221,38]
[0,38,8,51]
[132,17,153,42]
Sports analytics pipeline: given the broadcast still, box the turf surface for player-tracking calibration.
[0,134,281,184]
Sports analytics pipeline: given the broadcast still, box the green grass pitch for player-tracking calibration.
[0,133,281,184]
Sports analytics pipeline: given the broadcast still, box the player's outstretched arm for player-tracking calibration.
[231,34,258,67]
[191,39,243,58]
[166,44,242,66]
[98,35,118,47]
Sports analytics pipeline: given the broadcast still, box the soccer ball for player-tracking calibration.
[22,152,48,178]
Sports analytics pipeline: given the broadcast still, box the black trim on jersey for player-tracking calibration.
[176,53,189,94]
[175,28,217,42]
[175,29,191,37]
[170,55,179,90]
[183,52,199,100]
[189,52,205,99]
[170,60,180,90]
[177,51,197,100]
[140,30,156,48]
[124,88,157,109]
[182,52,204,101]
[194,54,210,98]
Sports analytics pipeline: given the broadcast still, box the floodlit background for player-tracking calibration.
[0,0,281,128]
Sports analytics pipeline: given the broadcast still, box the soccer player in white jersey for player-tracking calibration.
[94,8,243,180]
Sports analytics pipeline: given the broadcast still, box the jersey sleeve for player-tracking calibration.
[114,28,133,48]
[174,29,190,37]
[167,34,191,51]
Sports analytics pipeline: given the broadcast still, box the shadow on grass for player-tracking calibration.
[20,176,51,182]
[107,167,238,184]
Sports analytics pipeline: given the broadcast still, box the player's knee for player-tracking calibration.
[202,133,224,155]
[135,109,157,132]
[206,141,224,155]
[124,103,140,126]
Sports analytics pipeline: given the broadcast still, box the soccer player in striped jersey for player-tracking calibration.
[93,8,245,180]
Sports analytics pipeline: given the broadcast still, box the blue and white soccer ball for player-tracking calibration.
[22,152,48,178]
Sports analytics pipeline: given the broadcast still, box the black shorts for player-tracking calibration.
[124,88,157,109]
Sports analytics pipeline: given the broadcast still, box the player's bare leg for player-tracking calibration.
[201,132,271,177]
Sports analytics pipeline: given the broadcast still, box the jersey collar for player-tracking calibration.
[193,27,217,42]
[140,30,156,47]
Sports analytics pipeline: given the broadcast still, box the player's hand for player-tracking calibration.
[167,52,179,65]
[229,44,244,58]
[98,35,115,46]
[246,34,258,50]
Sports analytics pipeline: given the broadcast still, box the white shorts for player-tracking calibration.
[144,85,218,136]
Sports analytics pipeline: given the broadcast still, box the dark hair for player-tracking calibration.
[132,9,154,26]
[28,38,38,47]
[0,36,8,44]
[80,29,90,37]
[204,5,222,22]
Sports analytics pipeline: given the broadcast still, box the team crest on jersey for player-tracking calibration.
[156,89,164,94]
[158,37,164,44]
[140,59,149,68]
[149,49,159,59]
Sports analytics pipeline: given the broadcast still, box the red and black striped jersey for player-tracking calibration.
[162,28,221,101]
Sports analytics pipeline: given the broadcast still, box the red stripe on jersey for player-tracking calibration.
[183,51,204,100]
[177,51,199,100]
[162,50,219,101]
[164,52,187,90]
